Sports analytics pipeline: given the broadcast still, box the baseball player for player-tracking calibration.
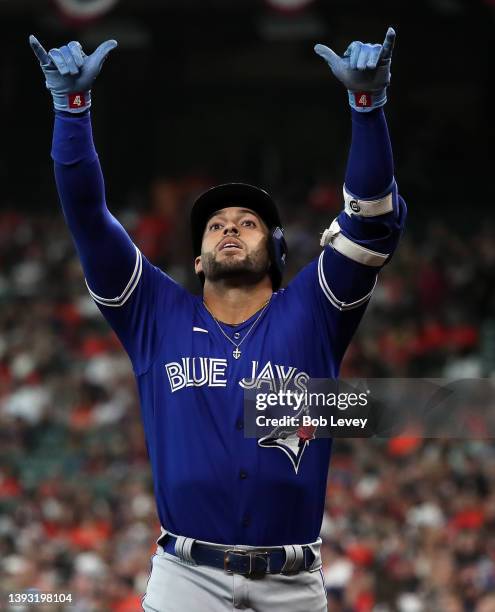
[30,27,406,612]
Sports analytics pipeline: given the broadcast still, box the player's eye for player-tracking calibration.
[209,222,222,231]
[241,219,256,227]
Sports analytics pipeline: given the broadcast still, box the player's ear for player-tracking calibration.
[194,255,203,275]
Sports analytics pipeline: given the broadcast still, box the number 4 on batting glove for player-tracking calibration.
[29,35,117,113]
[314,27,396,112]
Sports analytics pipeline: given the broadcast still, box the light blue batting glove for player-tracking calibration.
[29,35,117,113]
[314,27,396,112]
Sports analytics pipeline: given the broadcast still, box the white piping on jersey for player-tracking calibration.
[320,219,388,268]
[193,327,209,333]
[343,184,394,218]
[85,245,142,308]
[317,250,376,312]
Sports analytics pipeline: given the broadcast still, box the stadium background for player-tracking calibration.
[1,0,495,610]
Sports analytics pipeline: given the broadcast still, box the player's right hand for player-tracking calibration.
[29,35,118,113]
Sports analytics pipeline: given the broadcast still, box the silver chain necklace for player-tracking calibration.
[203,299,271,359]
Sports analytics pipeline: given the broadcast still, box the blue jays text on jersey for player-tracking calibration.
[164,357,310,393]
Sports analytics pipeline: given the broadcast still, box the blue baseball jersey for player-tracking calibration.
[51,110,405,548]
[87,209,404,546]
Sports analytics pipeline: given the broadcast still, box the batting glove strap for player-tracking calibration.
[348,88,387,112]
[51,88,91,113]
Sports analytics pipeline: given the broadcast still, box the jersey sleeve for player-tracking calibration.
[286,183,407,369]
[52,111,187,376]
[87,250,187,376]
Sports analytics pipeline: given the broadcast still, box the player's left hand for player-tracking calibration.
[314,27,396,112]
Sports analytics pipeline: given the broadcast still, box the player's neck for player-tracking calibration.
[203,279,273,325]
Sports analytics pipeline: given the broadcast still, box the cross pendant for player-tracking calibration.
[232,347,241,359]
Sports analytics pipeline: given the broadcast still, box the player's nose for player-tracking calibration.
[223,223,240,235]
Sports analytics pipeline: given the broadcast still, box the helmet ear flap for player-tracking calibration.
[268,226,288,290]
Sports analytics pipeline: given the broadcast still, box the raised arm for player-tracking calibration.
[29,35,139,302]
[284,29,407,368]
[29,36,185,375]
[313,27,406,309]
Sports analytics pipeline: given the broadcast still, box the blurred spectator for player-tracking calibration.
[0,188,494,609]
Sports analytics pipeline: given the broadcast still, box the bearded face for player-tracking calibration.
[195,207,271,286]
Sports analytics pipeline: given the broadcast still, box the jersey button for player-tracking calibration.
[236,420,243,430]
[242,516,250,527]
[233,332,241,340]
[239,470,248,480]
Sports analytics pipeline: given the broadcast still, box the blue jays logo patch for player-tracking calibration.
[258,407,317,474]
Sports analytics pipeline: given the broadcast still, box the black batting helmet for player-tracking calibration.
[190,182,288,290]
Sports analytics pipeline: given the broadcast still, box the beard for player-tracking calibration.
[201,241,270,286]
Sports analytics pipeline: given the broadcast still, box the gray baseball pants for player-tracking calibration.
[142,534,327,612]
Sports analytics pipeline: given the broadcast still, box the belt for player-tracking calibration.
[158,534,316,577]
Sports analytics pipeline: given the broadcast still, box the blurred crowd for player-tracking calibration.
[0,179,495,611]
